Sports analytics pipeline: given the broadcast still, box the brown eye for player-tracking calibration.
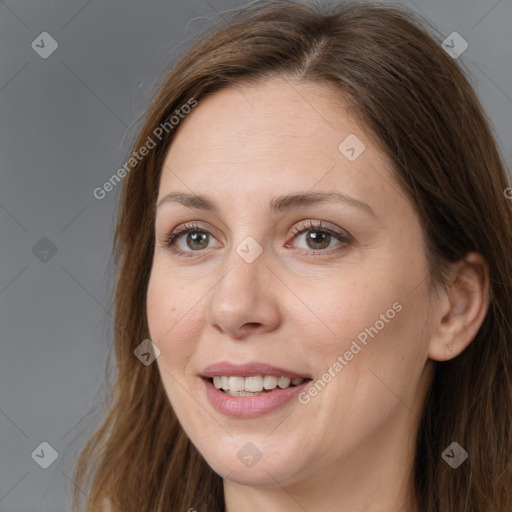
[305,230,331,250]
[163,223,217,255]
[186,231,209,250]
[286,220,352,256]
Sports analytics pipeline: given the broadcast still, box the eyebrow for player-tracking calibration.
[156,191,375,217]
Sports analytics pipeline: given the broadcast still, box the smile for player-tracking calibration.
[212,375,306,395]
[200,362,312,418]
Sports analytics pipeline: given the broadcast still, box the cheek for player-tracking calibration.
[146,270,201,365]
[146,275,173,342]
[292,273,404,356]
[294,267,430,394]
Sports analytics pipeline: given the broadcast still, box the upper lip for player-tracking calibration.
[201,362,312,380]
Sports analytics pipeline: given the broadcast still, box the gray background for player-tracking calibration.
[1,0,510,510]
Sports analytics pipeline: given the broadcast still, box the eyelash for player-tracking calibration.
[160,220,352,258]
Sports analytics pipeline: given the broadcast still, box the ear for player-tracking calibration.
[428,252,490,361]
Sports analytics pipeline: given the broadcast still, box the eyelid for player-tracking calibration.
[158,221,217,249]
[284,220,353,255]
[160,219,353,257]
[288,219,351,241]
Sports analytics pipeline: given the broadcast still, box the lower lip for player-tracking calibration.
[202,378,311,418]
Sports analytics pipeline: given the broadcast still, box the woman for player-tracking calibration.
[72,1,512,511]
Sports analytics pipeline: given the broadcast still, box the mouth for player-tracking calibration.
[200,362,313,418]
[204,375,309,396]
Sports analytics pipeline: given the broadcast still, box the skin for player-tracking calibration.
[146,78,489,512]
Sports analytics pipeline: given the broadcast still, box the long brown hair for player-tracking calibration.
[72,1,512,510]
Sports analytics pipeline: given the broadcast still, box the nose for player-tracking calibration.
[204,245,281,339]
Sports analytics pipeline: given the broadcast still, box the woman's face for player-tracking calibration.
[147,78,438,489]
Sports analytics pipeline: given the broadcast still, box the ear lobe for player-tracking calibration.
[428,252,490,361]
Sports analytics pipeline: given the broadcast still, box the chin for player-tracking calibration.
[199,442,303,488]
[215,461,295,487]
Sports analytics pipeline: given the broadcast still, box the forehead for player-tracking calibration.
[158,79,401,215]
[168,79,358,158]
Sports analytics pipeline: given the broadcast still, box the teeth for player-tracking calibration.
[228,376,245,392]
[244,376,263,392]
[263,375,278,390]
[225,390,267,397]
[210,375,305,392]
[278,377,291,388]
